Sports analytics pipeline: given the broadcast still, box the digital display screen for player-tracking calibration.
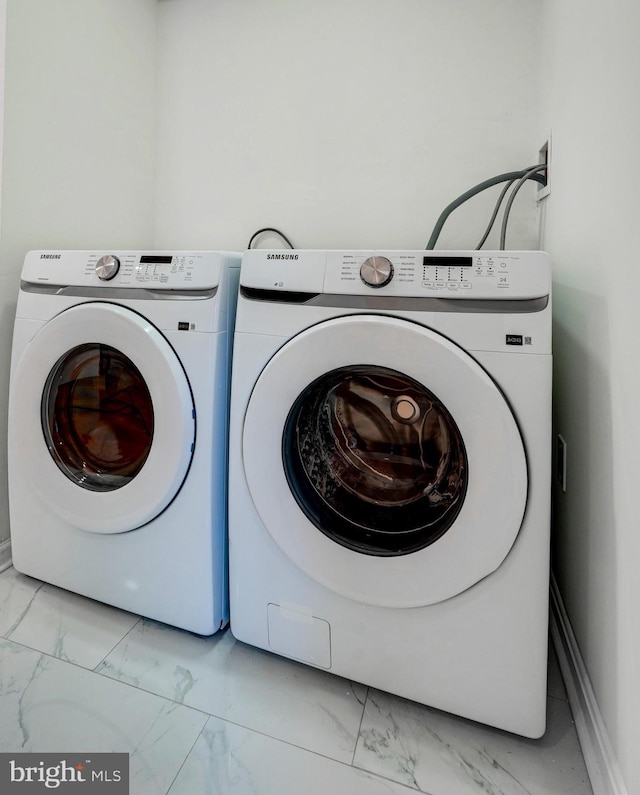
[423,256,472,267]
[140,255,173,264]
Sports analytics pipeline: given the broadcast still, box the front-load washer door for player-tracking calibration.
[243,315,528,607]
[11,302,195,533]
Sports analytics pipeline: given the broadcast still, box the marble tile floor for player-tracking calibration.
[0,565,594,795]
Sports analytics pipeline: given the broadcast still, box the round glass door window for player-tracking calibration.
[41,344,154,492]
[283,365,468,556]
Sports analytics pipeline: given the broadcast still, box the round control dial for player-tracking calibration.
[95,255,120,281]
[360,256,393,288]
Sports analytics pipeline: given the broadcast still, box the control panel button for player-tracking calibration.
[360,256,393,288]
[95,255,120,281]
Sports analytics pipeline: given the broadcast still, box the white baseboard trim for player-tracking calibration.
[550,574,628,795]
[0,539,12,573]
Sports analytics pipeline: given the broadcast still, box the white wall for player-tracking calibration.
[0,0,158,543]
[540,0,640,791]
[154,0,544,252]
[0,0,545,546]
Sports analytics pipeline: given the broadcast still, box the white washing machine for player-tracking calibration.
[229,249,552,737]
[8,250,240,635]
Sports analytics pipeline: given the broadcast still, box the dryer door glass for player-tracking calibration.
[283,365,468,556]
[41,343,154,492]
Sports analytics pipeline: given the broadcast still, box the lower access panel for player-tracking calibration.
[267,603,331,669]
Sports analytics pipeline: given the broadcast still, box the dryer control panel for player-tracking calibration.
[241,250,551,301]
[21,250,235,291]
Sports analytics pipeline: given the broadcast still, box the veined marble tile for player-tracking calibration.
[168,714,416,795]
[0,638,207,795]
[0,568,139,669]
[353,689,593,795]
[97,622,367,763]
[0,567,44,636]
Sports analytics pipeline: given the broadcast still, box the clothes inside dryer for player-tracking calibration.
[42,343,154,492]
[283,365,468,556]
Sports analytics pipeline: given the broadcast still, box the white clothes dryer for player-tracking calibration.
[8,250,240,635]
[229,249,552,737]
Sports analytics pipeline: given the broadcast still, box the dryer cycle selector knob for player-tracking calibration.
[360,256,394,288]
[95,255,120,281]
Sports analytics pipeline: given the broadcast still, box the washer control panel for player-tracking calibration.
[322,251,549,300]
[239,250,550,301]
[421,255,508,292]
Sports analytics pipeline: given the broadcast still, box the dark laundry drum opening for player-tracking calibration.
[41,343,154,492]
[282,365,468,556]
